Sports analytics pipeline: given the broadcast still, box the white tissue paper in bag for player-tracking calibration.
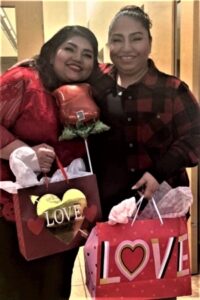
[9,146,40,187]
[0,146,91,194]
[0,146,40,193]
[50,157,90,182]
[107,181,193,224]
[139,183,193,219]
[108,197,137,225]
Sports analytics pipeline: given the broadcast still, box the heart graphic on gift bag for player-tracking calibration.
[115,240,150,281]
[27,217,45,235]
[84,204,98,223]
[33,189,87,218]
[27,189,88,244]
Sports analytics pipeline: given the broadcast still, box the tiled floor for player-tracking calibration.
[70,247,200,300]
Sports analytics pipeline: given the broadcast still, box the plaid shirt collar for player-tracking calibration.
[107,59,160,90]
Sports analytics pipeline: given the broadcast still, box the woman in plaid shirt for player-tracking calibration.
[89,5,200,224]
[88,6,200,299]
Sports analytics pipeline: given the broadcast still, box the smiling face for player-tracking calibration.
[108,15,151,77]
[52,35,94,83]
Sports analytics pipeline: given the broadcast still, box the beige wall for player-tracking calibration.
[43,1,72,42]
[0,7,17,57]
[15,1,44,60]
[193,0,200,103]
[1,0,175,69]
[145,0,174,74]
[180,1,194,86]
[180,0,200,275]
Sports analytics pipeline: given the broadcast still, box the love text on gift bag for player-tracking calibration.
[84,218,191,299]
[13,174,101,261]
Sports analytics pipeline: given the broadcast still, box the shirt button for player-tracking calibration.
[127,117,132,122]
[129,143,133,148]
[128,95,132,100]
[130,168,135,172]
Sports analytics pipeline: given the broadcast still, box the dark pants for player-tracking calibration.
[0,218,79,300]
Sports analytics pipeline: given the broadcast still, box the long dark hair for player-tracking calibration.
[34,25,98,91]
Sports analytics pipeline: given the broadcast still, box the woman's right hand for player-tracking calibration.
[32,143,55,174]
[132,172,159,200]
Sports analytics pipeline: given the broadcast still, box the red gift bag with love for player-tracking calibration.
[13,174,101,261]
[84,217,191,299]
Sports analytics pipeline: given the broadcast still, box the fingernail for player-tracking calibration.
[131,185,137,189]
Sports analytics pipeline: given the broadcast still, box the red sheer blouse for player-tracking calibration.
[0,66,85,221]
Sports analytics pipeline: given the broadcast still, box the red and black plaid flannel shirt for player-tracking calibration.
[90,59,200,187]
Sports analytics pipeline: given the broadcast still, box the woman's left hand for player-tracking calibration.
[132,172,159,199]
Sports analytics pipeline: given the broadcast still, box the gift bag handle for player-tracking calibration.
[131,196,163,226]
[131,195,144,225]
[55,155,68,181]
[44,154,68,189]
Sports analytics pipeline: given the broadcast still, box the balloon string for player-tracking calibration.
[84,138,93,174]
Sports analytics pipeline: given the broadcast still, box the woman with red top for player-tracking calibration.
[89,7,200,299]
[0,25,98,300]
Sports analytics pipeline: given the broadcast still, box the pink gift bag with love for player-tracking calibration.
[84,216,191,299]
[13,174,101,261]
